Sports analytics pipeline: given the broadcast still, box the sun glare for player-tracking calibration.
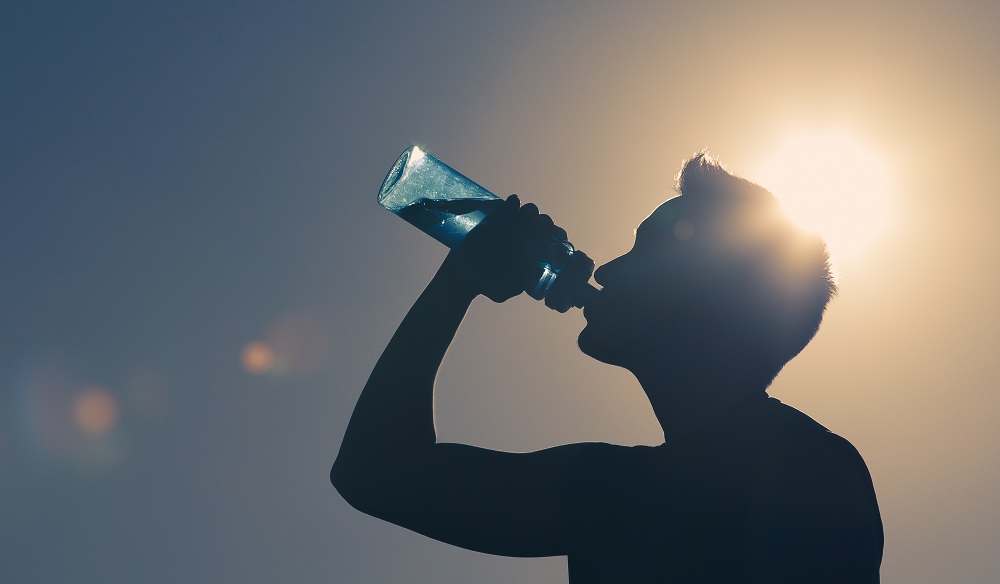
[757,134,889,261]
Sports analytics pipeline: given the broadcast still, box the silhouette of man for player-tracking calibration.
[332,153,883,583]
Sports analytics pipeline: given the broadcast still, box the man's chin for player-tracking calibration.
[577,325,621,366]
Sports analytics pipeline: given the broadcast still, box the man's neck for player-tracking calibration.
[631,364,770,440]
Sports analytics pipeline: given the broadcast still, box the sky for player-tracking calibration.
[2,1,999,582]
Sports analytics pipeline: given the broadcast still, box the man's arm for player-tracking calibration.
[330,256,475,506]
[331,200,598,557]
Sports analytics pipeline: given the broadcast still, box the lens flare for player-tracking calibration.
[74,386,119,435]
[241,341,275,375]
[241,312,331,378]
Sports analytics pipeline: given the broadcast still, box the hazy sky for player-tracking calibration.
[2,1,999,583]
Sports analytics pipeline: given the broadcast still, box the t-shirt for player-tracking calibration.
[561,396,883,583]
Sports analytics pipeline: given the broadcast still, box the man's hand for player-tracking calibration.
[439,195,569,303]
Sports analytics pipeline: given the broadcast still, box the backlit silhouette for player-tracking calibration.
[332,153,884,583]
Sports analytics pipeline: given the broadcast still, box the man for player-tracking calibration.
[332,153,883,582]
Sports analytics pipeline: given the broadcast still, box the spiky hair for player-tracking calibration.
[675,152,838,373]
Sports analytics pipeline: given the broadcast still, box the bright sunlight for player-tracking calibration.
[757,134,889,261]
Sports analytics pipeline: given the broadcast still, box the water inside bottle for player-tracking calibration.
[396,198,506,249]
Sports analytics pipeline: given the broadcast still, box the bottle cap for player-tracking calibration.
[543,250,596,313]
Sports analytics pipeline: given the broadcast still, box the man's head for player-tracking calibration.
[578,153,837,390]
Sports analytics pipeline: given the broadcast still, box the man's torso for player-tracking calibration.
[563,397,883,583]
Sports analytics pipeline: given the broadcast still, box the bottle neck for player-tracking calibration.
[538,248,595,313]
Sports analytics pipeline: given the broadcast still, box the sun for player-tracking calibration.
[756,134,889,261]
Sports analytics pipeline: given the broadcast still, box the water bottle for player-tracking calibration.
[377,145,597,312]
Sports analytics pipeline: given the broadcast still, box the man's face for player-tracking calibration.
[578,197,707,368]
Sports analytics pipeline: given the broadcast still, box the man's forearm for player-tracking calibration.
[331,259,477,502]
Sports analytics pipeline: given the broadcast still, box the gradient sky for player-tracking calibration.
[2,1,998,583]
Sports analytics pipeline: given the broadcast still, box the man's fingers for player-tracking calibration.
[504,194,521,213]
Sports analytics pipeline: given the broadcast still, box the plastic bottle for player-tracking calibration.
[377,145,597,312]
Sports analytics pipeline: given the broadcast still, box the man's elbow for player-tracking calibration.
[330,456,367,510]
[330,454,394,517]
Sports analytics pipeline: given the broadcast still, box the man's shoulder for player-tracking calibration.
[745,405,884,579]
[760,399,867,463]
[758,397,829,434]
[749,403,877,515]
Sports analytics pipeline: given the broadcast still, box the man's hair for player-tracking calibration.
[675,152,837,380]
